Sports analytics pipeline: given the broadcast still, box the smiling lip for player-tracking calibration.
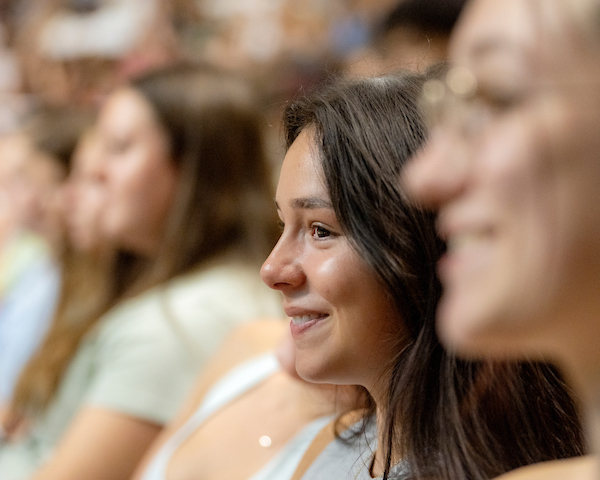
[285,310,329,338]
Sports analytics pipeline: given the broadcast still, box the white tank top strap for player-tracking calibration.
[140,352,280,480]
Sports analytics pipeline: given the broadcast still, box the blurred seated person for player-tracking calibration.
[0,107,94,421]
[133,319,361,480]
[0,64,282,480]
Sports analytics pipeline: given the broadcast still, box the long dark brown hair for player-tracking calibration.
[282,70,584,480]
[9,64,279,421]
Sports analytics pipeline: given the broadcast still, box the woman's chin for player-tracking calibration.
[437,293,498,359]
[294,357,334,385]
[437,295,533,361]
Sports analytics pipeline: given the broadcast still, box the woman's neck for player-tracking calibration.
[369,379,401,479]
[372,406,388,478]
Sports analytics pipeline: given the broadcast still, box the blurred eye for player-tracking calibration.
[105,136,132,156]
[478,86,525,112]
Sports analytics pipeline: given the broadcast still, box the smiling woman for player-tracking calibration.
[264,127,398,393]
[405,0,600,366]
[402,0,600,479]
[261,71,585,480]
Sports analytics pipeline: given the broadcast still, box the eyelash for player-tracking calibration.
[276,220,336,241]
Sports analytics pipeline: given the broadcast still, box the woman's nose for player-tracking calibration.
[402,127,469,209]
[260,236,306,292]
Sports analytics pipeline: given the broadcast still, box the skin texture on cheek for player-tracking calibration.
[295,249,397,394]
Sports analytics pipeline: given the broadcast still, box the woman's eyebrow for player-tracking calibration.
[275,197,333,211]
[274,196,334,212]
[290,196,333,209]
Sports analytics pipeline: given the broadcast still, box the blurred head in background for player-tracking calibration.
[96,63,279,287]
[0,105,95,250]
[22,106,96,248]
[0,133,41,244]
[345,0,467,75]
[62,128,108,253]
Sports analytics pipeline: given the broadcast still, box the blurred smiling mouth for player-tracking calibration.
[439,227,496,280]
[446,231,490,252]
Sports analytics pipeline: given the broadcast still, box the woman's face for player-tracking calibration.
[63,131,109,252]
[96,87,179,255]
[0,133,66,243]
[261,129,397,393]
[403,0,600,362]
[0,134,32,236]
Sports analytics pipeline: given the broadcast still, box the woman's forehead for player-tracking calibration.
[450,0,532,62]
[450,0,598,68]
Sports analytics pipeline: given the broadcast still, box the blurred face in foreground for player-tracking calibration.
[403,0,600,370]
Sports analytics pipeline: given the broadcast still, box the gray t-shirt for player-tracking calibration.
[299,417,408,480]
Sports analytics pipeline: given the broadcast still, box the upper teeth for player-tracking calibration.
[291,314,322,325]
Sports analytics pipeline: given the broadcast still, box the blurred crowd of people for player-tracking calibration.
[0,2,468,478]
[4,1,600,480]
[0,0,463,412]
[0,0,444,115]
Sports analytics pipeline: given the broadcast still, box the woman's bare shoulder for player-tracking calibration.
[494,456,599,480]
[198,319,286,383]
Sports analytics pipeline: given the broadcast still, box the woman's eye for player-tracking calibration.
[478,84,526,111]
[277,220,285,232]
[311,225,331,239]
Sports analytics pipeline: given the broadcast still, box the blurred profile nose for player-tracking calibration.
[260,236,305,292]
[402,127,469,208]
